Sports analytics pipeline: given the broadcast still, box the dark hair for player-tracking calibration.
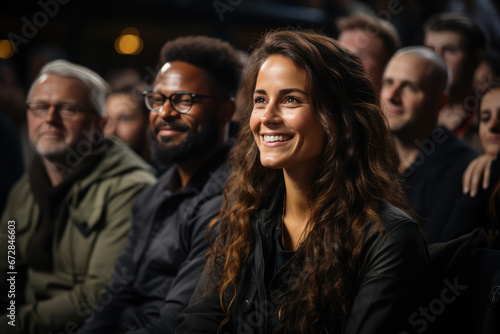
[481,81,500,100]
[484,49,500,78]
[424,13,489,56]
[107,83,149,119]
[337,13,401,63]
[207,28,408,332]
[159,35,243,97]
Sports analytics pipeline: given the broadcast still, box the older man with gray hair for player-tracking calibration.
[0,59,156,333]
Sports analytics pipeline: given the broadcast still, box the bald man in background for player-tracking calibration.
[380,46,480,242]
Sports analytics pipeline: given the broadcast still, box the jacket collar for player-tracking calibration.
[161,138,235,194]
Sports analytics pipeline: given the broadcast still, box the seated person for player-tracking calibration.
[105,84,151,163]
[381,46,480,242]
[463,83,500,249]
[337,13,401,92]
[0,59,156,333]
[80,35,243,333]
[424,13,489,150]
[177,29,429,334]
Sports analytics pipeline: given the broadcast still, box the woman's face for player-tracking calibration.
[479,87,500,156]
[250,55,326,173]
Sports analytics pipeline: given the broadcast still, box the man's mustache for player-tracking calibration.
[154,121,190,134]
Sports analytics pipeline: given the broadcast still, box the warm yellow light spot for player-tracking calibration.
[114,27,144,55]
[120,34,139,54]
[115,34,143,55]
[0,40,15,59]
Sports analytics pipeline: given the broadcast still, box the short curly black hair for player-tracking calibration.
[159,35,244,97]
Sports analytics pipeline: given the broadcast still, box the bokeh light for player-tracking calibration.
[0,40,15,59]
[114,27,143,55]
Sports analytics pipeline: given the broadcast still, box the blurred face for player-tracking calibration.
[28,74,102,163]
[381,53,441,137]
[425,31,468,88]
[338,29,386,90]
[479,88,500,156]
[150,61,227,164]
[250,55,326,173]
[105,93,147,152]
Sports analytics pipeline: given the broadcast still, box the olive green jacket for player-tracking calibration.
[0,138,156,333]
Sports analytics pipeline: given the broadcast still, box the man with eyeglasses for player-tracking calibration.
[0,60,156,333]
[81,36,242,334]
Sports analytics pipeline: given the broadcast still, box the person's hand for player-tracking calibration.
[463,154,497,197]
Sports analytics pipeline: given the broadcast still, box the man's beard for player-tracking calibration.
[149,116,221,170]
[35,141,68,161]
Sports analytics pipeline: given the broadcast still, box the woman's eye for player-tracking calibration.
[253,97,266,104]
[284,96,301,104]
[480,116,491,123]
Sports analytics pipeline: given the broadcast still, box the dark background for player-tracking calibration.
[1,0,460,90]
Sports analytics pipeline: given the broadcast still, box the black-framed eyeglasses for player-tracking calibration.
[27,102,90,120]
[142,90,229,114]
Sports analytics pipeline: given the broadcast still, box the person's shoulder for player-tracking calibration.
[372,202,422,241]
[97,138,157,180]
[4,173,30,201]
[80,139,156,199]
[1,174,33,225]
[204,162,230,192]
[197,145,233,196]
[436,126,478,163]
[362,202,428,271]
[197,194,224,218]
[378,202,414,227]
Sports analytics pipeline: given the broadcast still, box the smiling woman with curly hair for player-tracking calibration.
[176,29,430,334]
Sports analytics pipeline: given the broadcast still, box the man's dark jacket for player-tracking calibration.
[403,126,478,243]
[81,141,233,333]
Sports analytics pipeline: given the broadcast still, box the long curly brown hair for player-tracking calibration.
[206,28,409,332]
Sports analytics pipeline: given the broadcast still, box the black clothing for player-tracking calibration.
[273,221,294,277]
[81,141,233,334]
[403,126,478,242]
[424,228,497,333]
[177,191,430,333]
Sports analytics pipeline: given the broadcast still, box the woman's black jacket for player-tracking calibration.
[176,194,430,333]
